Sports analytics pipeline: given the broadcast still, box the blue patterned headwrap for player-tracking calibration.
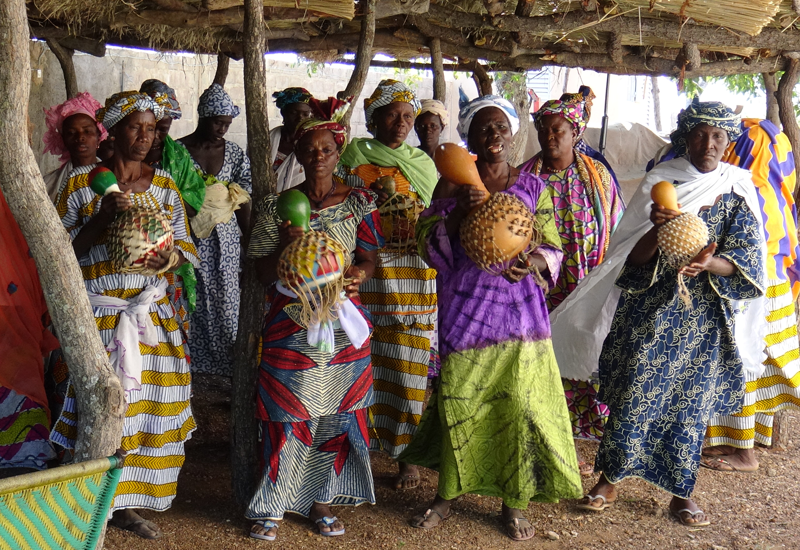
[363,79,420,134]
[140,79,181,120]
[457,95,520,142]
[96,91,165,131]
[670,97,742,156]
[272,87,313,111]
[197,83,240,119]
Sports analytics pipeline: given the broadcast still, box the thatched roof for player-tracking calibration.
[27,0,800,77]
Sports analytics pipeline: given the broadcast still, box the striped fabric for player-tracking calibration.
[335,163,436,458]
[50,165,198,513]
[706,119,800,447]
[0,387,55,471]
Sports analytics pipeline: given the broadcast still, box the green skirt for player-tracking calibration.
[400,339,582,508]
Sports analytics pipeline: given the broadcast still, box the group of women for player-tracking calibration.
[1,70,797,544]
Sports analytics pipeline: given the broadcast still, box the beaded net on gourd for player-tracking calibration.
[106,196,174,276]
[459,193,541,278]
[657,212,709,307]
[378,193,425,256]
[277,230,351,328]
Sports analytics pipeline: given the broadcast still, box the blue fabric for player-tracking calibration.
[670,98,742,157]
[596,190,764,497]
[198,83,240,119]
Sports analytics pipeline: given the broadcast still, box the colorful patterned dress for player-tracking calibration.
[181,139,252,377]
[51,166,199,512]
[706,118,800,448]
[399,172,583,507]
[245,188,383,519]
[520,153,625,441]
[336,145,437,459]
[0,189,59,471]
[597,191,764,497]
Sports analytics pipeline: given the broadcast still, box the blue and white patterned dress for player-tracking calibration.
[182,140,252,376]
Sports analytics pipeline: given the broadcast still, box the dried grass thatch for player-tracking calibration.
[621,35,755,58]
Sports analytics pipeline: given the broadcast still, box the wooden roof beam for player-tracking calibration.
[30,25,106,57]
[116,6,319,29]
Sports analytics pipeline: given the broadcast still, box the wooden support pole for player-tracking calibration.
[338,0,376,128]
[214,53,230,86]
[650,75,662,133]
[777,57,800,202]
[45,38,79,99]
[0,0,125,468]
[472,62,493,97]
[763,73,780,128]
[231,0,275,506]
[430,37,446,102]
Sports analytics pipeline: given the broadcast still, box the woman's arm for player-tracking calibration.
[344,249,378,298]
[627,204,680,267]
[255,221,303,286]
[72,191,131,259]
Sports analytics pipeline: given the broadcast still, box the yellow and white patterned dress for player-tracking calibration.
[51,165,198,513]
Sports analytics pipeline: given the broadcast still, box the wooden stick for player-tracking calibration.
[430,37,446,102]
[213,53,230,86]
[777,58,800,203]
[45,38,79,99]
[338,0,376,129]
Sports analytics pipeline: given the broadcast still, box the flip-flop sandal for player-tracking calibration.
[576,494,615,512]
[578,461,595,476]
[315,516,345,537]
[699,457,758,472]
[250,520,279,541]
[394,472,421,490]
[410,508,451,529]
[109,518,162,540]
[505,517,535,542]
[671,508,711,527]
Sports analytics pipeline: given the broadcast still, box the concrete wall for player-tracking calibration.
[29,43,474,176]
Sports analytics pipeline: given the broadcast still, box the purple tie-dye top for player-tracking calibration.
[419,171,563,358]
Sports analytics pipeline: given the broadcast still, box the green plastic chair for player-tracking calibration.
[0,455,123,550]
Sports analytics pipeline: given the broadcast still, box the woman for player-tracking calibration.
[522,89,625,459]
[270,87,314,192]
[179,83,252,377]
[335,79,438,490]
[246,97,383,541]
[415,99,448,158]
[140,79,206,340]
[400,96,582,541]
[0,189,59,476]
[51,91,199,539]
[576,101,766,526]
[42,92,107,202]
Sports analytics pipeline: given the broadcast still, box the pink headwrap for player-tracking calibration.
[42,92,107,164]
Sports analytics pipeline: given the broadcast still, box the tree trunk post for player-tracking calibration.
[762,72,780,128]
[495,71,530,166]
[472,62,493,97]
[777,57,800,202]
[338,0,376,129]
[1,0,125,474]
[45,38,79,100]
[430,37,446,102]
[650,75,662,133]
[230,0,275,506]
[214,53,230,86]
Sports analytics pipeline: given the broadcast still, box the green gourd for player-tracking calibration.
[276,189,311,232]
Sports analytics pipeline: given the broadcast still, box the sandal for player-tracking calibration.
[505,517,535,542]
[576,493,615,512]
[410,508,451,529]
[671,508,711,527]
[578,461,595,477]
[250,520,279,541]
[700,457,758,472]
[109,517,162,540]
[393,472,421,490]
[315,516,345,537]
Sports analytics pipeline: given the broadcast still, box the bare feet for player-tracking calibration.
[669,497,710,526]
[700,448,758,472]
[501,503,535,541]
[410,495,452,529]
[309,502,344,535]
[109,509,161,540]
[578,460,595,476]
[394,461,421,490]
[702,444,737,457]
[577,473,618,511]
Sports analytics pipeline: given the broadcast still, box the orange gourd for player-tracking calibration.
[650,180,680,212]
[433,143,489,196]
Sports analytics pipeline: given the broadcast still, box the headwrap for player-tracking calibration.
[293,96,351,151]
[533,87,592,138]
[670,97,742,157]
[273,87,313,111]
[96,91,165,131]
[418,99,449,128]
[42,92,108,164]
[140,79,182,120]
[198,83,240,119]
[363,79,420,134]
[456,94,520,142]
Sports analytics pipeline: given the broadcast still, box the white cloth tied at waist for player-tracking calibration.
[275,282,369,353]
[87,279,168,393]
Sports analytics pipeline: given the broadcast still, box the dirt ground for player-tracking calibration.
[105,375,800,550]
